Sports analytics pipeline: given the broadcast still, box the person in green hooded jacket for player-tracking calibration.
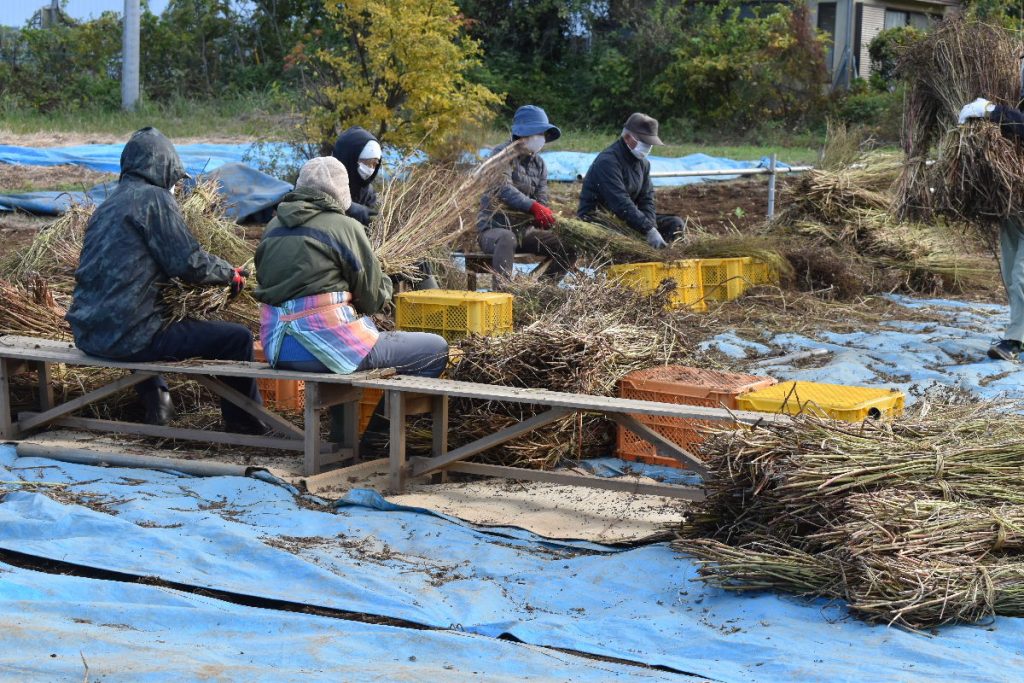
[254,156,448,448]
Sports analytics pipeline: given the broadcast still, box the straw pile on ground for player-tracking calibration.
[409,273,705,468]
[894,18,1024,223]
[674,401,1024,628]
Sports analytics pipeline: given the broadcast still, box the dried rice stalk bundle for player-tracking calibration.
[895,18,1024,222]
[176,179,255,266]
[0,205,91,292]
[553,216,658,263]
[776,152,900,226]
[675,538,846,597]
[0,279,72,340]
[823,491,1024,563]
[372,143,526,279]
[849,556,1024,628]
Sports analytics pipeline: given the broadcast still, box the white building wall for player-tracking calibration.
[858,3,887,79]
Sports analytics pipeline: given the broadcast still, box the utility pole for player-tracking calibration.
[122,0,140,111]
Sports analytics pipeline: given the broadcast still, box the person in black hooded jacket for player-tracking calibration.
[332,126,381,226]
[332,125,439,289]
[65,127,264,432]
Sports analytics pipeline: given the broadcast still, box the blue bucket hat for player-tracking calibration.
[511,105,561,142]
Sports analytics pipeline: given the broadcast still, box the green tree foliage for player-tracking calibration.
[961,0,1024,28]
[654,1,829,130]
[868,26,924,90]
[290,0,502,154]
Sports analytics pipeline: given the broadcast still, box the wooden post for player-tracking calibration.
[303,381,321,475]
[0,359,15,440]
[36,361,54,412]
[387,389,407,492]
[431,394,449,483]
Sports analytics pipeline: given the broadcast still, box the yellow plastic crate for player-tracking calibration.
[395,289,513,341]
[607,260,706,312]
[744,258,779,287]
[736,381,905,422]
[699,257,752,302]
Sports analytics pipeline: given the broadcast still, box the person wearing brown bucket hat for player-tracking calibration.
[577,112,686,249]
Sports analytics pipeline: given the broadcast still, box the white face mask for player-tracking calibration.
[524,135,546,154]
[357,161,377,180]
[630,139,652,160]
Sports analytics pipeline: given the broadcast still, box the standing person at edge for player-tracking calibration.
[254,157,449,450]
[333,125,439,289]
[577,113,686,250]
[477,105,577,284]
[959,96,1024,360]
[66,127,264,432]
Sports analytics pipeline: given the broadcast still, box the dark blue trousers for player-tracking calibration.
[125,319,262,431]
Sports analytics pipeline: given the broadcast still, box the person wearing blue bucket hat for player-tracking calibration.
[476,105,576,284]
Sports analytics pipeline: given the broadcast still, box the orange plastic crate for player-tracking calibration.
[616,365,776,468]
[359,388,383,434]
[253,342,305,411]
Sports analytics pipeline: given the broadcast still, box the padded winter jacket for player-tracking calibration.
[66,127,235,358]
[576,137,657,235]
[332,126,381,226]
[253,189,393,315]
[477,139,549,232]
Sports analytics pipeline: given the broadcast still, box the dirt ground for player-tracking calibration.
[0,163,117,194]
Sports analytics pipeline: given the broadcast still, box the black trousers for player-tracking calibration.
[123,319,262,431]
[478,215,577,281]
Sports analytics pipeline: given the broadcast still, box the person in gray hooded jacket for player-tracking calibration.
[66,127,263,432]
[477,105,577,282]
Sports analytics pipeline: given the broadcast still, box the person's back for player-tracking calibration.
[67,127,234,358]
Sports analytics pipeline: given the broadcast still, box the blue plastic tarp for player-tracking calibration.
[0,562,678,682]
[541,151,787,185]
[0,162,292,221]
[0,444,1021,682]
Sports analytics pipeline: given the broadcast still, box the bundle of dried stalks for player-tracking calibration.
[372,143,526,279]
[0,204,91,292]
[0,279,72,340]
[553,216,659,263]
[895,18,1024,221]
[675,401,1024,627]
[776,151,900,226]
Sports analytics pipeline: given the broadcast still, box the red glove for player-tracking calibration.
[229,267,249,298]
[529,202,556,229]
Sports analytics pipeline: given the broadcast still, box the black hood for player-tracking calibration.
[332,126,380,195]
[119,127,187,189]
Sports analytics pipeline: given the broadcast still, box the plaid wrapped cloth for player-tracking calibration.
[260,291,379,374]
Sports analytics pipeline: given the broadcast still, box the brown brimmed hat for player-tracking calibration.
[623,112,664,146]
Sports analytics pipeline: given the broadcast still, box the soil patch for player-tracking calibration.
[0,163,116,193]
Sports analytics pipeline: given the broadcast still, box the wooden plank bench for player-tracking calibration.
[340,375,791,498]
[454,252,551,291]
[0,335,390,475]
[0,335,790,499]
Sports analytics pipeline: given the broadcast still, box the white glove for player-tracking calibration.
[645,227,668,249]
[958,98,995,124]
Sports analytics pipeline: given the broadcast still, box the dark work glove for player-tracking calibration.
[229,267,249,298]
[347,202,377,226]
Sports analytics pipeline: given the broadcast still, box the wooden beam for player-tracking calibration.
[0,336,397,385]
[608,413,709,477]
[299,457,389,493]
[350,375,785,426]
[316,384,363,410]
[193,375,303,440]
[387,389,407,492]
[16,372,154,433]
[21,414,345,454]
[431,394,448,459]
[443,462,706,501]
[411,407,572,477]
